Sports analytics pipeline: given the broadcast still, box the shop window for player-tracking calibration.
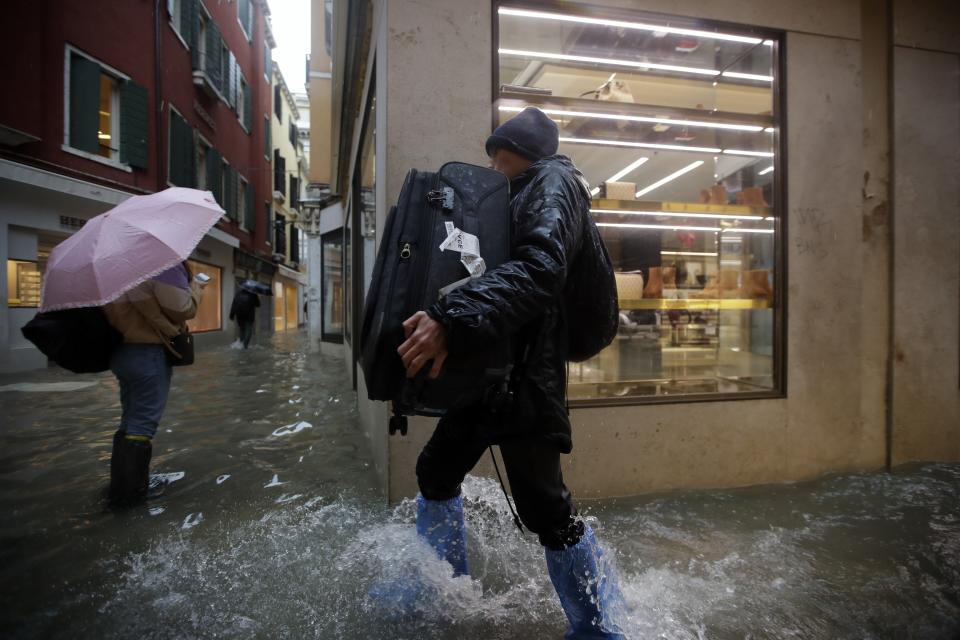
[185,260,221,333]
[321,229,344,342]
[496,3,782,402]
[66,48,148,168]
[7,260,41,308]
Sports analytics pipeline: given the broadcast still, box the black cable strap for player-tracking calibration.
[489,446,525,534]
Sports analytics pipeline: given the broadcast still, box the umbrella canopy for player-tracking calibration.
[240,279,273,296]
[40,188,224,312]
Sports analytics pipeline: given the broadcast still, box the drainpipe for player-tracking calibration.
[154,0,165,191]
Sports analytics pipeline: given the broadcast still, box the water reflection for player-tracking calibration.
[0,332,957,639]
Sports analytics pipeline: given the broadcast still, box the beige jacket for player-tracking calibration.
[104,264,203,344]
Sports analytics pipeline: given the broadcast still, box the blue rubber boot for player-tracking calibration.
[545,525,628,639]
[416,493,469,577]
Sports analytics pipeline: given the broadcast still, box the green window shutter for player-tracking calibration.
[228,53,237,109]
[205,23,221,87]
[240,0,252,39]
[182,0,198,68]
[225,167,237,219]
[206,147,222,203]
[69,54,100,154]
[169,111,195,187]
[243,82,252,131]
[119,81,149,169]
[244,182,255,230]
[264,118,270,157]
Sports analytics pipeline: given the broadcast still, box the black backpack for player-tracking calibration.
[564,212,619,362]
[21,307,122,373]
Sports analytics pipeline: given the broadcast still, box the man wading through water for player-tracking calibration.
[395,107,628,638]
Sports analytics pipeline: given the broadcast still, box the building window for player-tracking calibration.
[66,48,148,168]
[496,3,782,403]
[238,0,253,41]
[289,175,300,210]
[167,0,193,46]
[196,137,209,191]
[185,260,222,333]
[264,115,271,159]
[288,120,298,148]
[274,213,287,251]
[238,176,248,229]
[264,203,273,246]
[274,82,282,122]
[264,41,272,82]
[7,260,41,308]
[168,108,195,187]
[273,149,286,195]
[222,160,237,219]
[238,75,251,131]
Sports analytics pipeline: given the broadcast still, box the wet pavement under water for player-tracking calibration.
[0,331,958,639]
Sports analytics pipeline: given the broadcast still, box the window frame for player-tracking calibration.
[6,259,41,309]
[491,1,788,406]
[167,0,189,50]
[238,174,249,231]
[195,132,211,191]
[167,104,195,189]
[62,44,133,172]
[237,0,253,42]
[185,258,223,333]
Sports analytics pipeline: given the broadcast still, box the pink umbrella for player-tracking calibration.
[40,187,225,312]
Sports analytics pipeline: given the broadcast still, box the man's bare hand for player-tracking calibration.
[397,311,448,379]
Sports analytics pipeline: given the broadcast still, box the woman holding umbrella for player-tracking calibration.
[103,261,206,505]
[38,188,224,507]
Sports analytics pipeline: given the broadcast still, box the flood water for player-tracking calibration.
[1,331,958,639]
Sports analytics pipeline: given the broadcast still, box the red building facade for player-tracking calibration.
[0,0,276,371]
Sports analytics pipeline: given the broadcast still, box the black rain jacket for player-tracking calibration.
[229,289,260,322]
[427,155,591,453]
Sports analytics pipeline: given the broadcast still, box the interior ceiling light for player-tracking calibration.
[721,227,774,233]
[758,166,774,175]
[498,7,766,45]
[498,105,765,132]
[590,156,651,196]
[721,71,774,82]
[662,250,720,257]
[597,222,721,232]
[591,208,764,221]
[498,48,773,83]
[722,149,775,157]
[560,136,721,154]
[635,160,705,197]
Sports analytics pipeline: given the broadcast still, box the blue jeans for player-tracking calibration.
[110,343,173,438]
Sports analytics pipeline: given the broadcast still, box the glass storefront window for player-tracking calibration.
[496,3,782,402]
[185,260,222,332]
[321,230,344,342]
[7,260,41,308]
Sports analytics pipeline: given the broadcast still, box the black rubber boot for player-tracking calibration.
[112,436,152,507]
[107,429,126,503]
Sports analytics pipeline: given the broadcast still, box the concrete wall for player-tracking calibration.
[890,0,960,462]
[343,0,959,502]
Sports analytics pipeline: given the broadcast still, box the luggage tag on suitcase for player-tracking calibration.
[438,221,485,297]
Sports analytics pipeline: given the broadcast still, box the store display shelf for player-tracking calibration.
[592,199,772,217]
[620,298,771,310]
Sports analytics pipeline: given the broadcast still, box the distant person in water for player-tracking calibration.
[229,286,260,348]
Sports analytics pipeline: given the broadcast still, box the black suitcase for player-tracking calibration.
[360,162,512,421]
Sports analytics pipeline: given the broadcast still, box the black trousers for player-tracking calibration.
[415,408,583,550]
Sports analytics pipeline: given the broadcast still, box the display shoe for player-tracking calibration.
[745,269,773,302]
[642,267,663,299]
[614,272,644,303]
[662,266,678,299]
[698,189,711,204]
[545,525,629,639]
[694,275,719,299]
[719,269,744,298]
[740,186,769,207]
[709,185,728,205]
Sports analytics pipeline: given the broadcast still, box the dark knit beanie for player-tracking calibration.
[485,107,559,161]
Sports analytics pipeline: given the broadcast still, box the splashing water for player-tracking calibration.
[1,332,958,639]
